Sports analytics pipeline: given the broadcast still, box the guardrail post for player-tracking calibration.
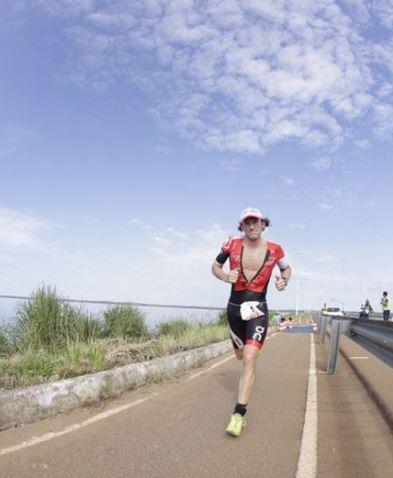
[327,319,341,374]
[319,314,327,344]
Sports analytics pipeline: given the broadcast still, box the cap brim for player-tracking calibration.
[240,214,263,222]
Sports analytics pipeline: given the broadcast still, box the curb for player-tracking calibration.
[0,340,232,432]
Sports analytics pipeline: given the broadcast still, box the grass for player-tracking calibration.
[12,286,104,353]
[103,305,149,340]
[0,323,228,389]
[0,286,229,390]
[0,327,12,357]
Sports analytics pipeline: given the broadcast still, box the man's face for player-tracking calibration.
[241,217,265,240]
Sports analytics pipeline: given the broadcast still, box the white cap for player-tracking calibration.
[239,207,264,223]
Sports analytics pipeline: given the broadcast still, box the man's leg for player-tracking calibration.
[237,344,259,404]
[225,344,259,437]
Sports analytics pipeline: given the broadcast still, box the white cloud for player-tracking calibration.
[289,222,306,230]
[281,176,294,186]
[310,156,333,170]
[373,102,393,139]
[317,203,334,210]
[154,145,173,156]
[15,0,392,155]
[220,159,242,172]
[0,207,48,248]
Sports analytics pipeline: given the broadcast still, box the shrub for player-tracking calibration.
[216,310,228,326]
[155,319,191,338]
[0,328,11,357]
[103,305,149,340]
[12,286,103,352]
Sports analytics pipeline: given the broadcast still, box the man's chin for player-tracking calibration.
[246,233,261,241]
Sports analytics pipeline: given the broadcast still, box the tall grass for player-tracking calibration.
[103,305,149,340]
[0,285,230,389]
[155,319,191,338]
[12,286,103,353]
[0,328,11,357]
[216,310,227,326]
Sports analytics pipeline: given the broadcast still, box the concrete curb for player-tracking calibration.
[338,335,393,434]
[0,340,232,431]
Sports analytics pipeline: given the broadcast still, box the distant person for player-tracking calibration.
[380,292,390,321]
[278,317,289,331]
[211,207,291,437]
[359,303,366,319]
[362,299,373,319]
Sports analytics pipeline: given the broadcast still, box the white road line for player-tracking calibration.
[349,356,369,360]
[0,332,280,457]
[185,355,234,382]
[0,395,157,458]
[295,333,317,478]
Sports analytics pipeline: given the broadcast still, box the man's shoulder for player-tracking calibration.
[267,241,283,250]
[222,236,242,250]
[267,241,285,259]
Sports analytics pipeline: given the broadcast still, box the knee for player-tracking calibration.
[243,353,257,370]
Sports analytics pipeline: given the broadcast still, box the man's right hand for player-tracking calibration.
[226,269,239,283]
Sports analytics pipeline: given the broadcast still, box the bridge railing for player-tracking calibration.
[348,316,393,354]
[317,313,393,374]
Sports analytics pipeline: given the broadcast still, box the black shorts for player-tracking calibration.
[227,302,269,351]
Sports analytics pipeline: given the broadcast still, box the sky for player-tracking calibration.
[0,0,392,323]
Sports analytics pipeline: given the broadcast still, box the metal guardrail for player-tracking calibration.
[318,313,393,374]
[349,317,393,354]
[318,314,351,374]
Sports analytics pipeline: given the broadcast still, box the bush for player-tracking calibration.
[103,306,149,340]
[12,286,103,352]
[216,310,227,326]
[0,328,11,357]
[74,314,104,342]
[155,319,191,338]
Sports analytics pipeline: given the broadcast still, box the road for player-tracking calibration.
[0,328,392,477]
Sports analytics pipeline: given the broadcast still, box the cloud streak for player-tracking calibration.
[7,1,393,156]
[0,207,48,248]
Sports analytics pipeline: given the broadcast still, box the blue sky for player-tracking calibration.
[1,0,392,320]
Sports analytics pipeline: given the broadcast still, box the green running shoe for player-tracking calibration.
[225,413,246,437]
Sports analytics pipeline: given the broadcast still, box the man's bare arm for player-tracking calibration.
[212,261,238,284]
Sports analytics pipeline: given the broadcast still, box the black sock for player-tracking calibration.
[234,403,247,416]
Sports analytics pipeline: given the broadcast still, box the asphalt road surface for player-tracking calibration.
[0,329,392,478]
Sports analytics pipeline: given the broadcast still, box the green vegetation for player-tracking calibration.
[103,305,149,340]
[0,328,12,357]
[216,310,227,326]
[12,286,104,352]
[0,286,229,390]
[155,318,191,338]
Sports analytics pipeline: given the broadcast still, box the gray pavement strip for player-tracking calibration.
[339,336,393,435]
[0,340,232,432]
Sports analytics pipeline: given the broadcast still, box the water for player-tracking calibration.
[0,298,223,331]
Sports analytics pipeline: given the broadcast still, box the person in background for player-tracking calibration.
[363,299,373,319]
[380,291,390,321]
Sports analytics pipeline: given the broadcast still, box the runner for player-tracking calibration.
[212,207,291,437]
